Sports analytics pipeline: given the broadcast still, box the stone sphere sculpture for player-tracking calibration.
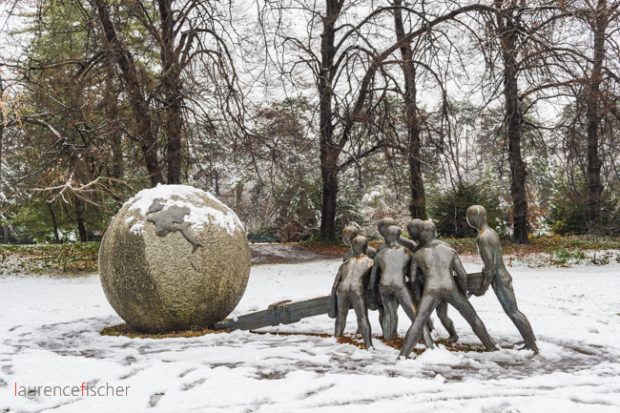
[98,184,250,333]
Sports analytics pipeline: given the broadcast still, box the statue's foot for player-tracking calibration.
[518,343,539,354]
[446,334,459,344]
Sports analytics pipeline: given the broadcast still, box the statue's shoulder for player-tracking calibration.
[433,242,454,254]
[479,227,500,243]
[361,256,374,267]
[413,245,430,258]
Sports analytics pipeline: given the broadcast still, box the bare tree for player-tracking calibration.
[578,0,619,230]
[262,0,495,240]
[392,0,427,219]
[480,1,587,242]
[92,0,241,186]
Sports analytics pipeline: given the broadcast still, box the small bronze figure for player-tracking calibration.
[328,235,374,349]
[341,223,384,335]
[370,226,434,347]
[466,205,538,353]
[406,219,459,343]
[372,217,417,339]
[376,217,416,252]
[400,221,497,358]
[342,223,377,260]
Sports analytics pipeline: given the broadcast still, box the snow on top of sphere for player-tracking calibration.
[123,184,245,235]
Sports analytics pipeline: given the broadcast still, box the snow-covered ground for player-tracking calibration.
[1,261,619,413]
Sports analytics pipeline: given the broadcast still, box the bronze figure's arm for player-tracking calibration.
[368,261,381,310]
[328,265,344,318]
[452,251,468,296]
[399,237,417,251]
[408,256,422,299]
[476,237,497,296]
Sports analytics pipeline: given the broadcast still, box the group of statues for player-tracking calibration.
[328,205,538,358]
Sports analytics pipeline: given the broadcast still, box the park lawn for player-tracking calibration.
[1,260,619,412]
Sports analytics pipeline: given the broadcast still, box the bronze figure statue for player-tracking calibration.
[376,217,416,252]
[406,219,459,343]
[372,217,416,339]
[400,221,497,358]
[329,235,374,349]
[370,225,434,347]
[341,223,384,335]
[342,223,377,260]
[466,205,538,353]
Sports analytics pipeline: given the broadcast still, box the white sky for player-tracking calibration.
[0,0,605,128]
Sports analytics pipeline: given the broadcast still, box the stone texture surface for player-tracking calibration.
[98,185,250,332]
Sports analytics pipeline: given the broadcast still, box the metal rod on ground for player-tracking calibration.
[212,272,483,331]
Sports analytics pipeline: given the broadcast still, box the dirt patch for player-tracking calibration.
[247,330,485,354]
[100,323,228,338]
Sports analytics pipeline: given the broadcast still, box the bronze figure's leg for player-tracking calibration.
[379,289,399,340]
[493,275,538,353]
[395,288,434,348]
[399,294,440,358]
[425,317,435,334]
[436,301,458,343]
[446,291,497,351]
[335,292,351,337]
[378,305,385,332]
[411,279,435,333]
[350,291,373,349]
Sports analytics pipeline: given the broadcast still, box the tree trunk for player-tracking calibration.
[94,0,163,186]
[318,0,343,241]
[1,225,10,244]
[393,0,427,219]
[320,151,339,241]
[75,199,87,242]
[213,170,220,196]
[48,202,61,243]
[496,1,528,243]
[584,0,607,232]
[103,61,124,179]
[158,0,183,184]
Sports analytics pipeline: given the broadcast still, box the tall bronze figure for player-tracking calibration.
[466,205,538,353]
[329,235,374,349]
[406,219,459,343]
[370,225,433,347]
[372,217,416,339]
[400,221,497,358]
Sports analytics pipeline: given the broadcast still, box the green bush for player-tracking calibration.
[549,178,620,235]
[429,181,502,238]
